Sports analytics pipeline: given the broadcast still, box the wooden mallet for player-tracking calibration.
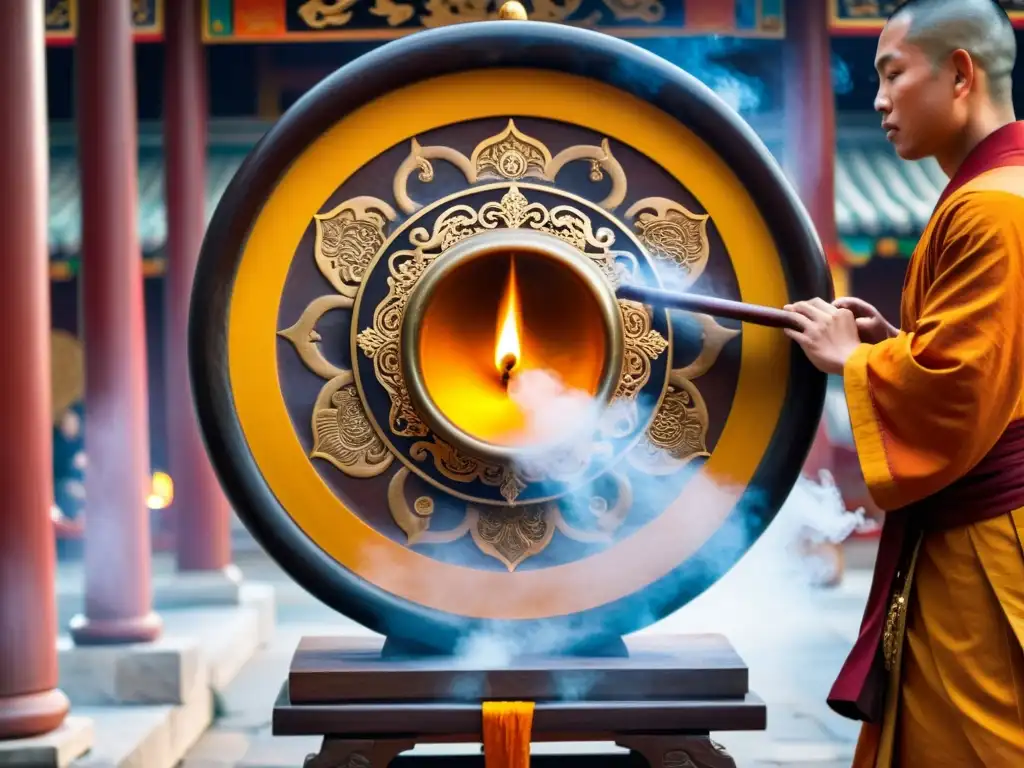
[615,283,802,331]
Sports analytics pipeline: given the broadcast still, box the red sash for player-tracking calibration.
[826,121,1024,723]
[827,419,1024,722]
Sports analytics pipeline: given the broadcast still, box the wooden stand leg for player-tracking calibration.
[617,735,737,768]
[303,738,415,768]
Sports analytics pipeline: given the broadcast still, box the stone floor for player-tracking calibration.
[169,519,875,768]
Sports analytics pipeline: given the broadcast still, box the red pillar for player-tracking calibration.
[165,0,233,573]
[0,0,71,739]
[784,1,841,264]
[70,0,162,645]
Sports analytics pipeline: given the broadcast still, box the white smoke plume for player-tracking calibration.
[431,367,865,680]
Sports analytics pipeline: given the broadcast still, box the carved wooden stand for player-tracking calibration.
[274,634,765,768]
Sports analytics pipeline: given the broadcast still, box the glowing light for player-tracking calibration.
[147,471,174,510]
[495,256,522,384]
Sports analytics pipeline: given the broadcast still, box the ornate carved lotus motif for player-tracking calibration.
[277,118,738,570]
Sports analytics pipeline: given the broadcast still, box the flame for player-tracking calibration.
[495,256,522,377]
[147,471,175,511]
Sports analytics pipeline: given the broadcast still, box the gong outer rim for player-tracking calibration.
[190,21,831,652]
[401,228,626,468]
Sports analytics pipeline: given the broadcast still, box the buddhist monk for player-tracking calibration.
[783,0,1024,765]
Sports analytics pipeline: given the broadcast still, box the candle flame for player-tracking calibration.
[495,256,522,379]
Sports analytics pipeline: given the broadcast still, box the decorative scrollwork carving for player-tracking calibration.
[278,294,354,379]
[355,257,433,438]
[387,467,473,545]
[675,313,740,381]
[357,184,654,457]
[406,435,526,504]
[311,374,394,479]
[627,376,710,476]
[393,120,627,214]
[387,468,635,568]
[412,436,501,485]
[547,138,628,211]
[596,298,670,440]
[471,120,553,182]
[314,196,397,298]
[470,504,555,571]
[626,197,711,288]
[615,299,670,402]
[393,139,476,215]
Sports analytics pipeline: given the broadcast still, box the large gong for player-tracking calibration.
[191,18,831,652]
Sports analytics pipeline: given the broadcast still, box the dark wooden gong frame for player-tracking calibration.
[190,20,832,653]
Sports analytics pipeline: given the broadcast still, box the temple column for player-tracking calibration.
[70,0,162,644]
[164,0,235,576]
[783,1,843,278]
[0,0,71,738]
[785,3,848,583]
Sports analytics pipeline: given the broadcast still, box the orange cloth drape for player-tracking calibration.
[482,701,534,768]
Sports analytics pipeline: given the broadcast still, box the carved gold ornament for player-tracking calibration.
[278,295,354,379]
[311,374,394,478]
[626,197,711,288]
[355,183,666,500]
[295,0,670,31]
[627,375,710,475]
[410,435,526,503]
[386,466,633,571]
[278,293,396,481]
[470,505,554,571]
[278,116,735,569]
[314,197,398,298]
[394,120,627,214]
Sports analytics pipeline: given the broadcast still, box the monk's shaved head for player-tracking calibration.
[889,0,1016,103]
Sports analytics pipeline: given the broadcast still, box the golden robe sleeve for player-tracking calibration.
[843,190,1024,511]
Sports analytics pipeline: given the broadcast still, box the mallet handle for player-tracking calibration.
[616,284,801,331]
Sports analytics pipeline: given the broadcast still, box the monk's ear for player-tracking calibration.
[949,49,975,98]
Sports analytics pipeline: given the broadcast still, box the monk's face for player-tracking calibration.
[873,16,969,161]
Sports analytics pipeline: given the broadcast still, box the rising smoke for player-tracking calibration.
[436,367,864,689]
[636,36,768,114]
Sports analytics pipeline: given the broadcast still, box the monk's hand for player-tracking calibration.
[783,298,861,375]
[833,296,898,344]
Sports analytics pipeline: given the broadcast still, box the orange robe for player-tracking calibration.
[839,124,1024,767]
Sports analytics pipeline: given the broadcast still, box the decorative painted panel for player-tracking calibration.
[202,0,786,43]
[830,0,1024,35]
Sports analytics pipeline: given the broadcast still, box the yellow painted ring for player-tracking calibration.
[227,69,792,621]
